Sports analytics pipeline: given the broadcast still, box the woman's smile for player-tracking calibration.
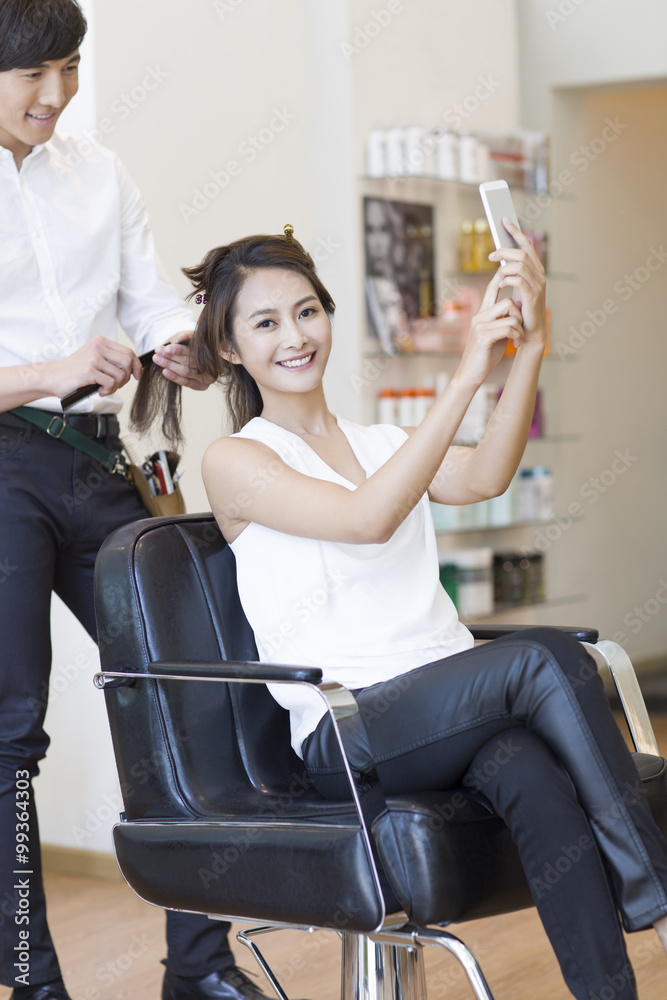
[276,351,316,370]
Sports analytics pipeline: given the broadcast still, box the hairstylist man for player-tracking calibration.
[0,2,275,999]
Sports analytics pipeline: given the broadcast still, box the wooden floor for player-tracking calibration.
[2,716,667,1000]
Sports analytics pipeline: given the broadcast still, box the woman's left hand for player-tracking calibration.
[152,332,215,391]
[488,219,547,351]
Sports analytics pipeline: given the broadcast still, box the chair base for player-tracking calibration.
[237,924,497,1000]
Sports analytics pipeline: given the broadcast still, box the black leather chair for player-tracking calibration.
[93,513,667,1000]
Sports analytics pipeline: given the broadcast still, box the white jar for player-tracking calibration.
[442,548,494,619]
[489,480,516,527]
[412,388,435,423]
[366,127,386,178]
[532,467,554,521]
[458,132,479,184]
[404,124,425,176]
[386,125,405,177]
[377,389,398,425]
[397,388,416,426]
[517,469,537,522]
[436,130,459,181]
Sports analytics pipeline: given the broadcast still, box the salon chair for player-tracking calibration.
[93,513,667,1000]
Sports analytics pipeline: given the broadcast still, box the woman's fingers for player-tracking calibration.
[480,267,505,310]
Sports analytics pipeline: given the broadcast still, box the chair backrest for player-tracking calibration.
[94,514,307,821]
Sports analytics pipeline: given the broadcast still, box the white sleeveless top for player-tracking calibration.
[229,416,473,755]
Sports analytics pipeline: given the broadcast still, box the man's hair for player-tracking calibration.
[0,0,87,72]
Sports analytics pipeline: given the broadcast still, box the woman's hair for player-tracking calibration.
[0,0,87,71]
[131,232,336,442]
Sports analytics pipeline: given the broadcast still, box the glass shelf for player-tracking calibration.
[362,347,579,363]
[442,269,576,282]
[435,512,579,536]
[360,175,578,202]
[466,593,588,622]
[360,175,548,196]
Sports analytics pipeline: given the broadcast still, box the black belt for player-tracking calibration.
[2,408,120,440]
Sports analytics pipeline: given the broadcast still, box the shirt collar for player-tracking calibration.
[0,141,47,169]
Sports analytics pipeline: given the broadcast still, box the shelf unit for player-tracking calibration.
[359,172,582,624]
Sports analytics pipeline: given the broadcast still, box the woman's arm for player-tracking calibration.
[0,337,142,413]
[421,221,547,505]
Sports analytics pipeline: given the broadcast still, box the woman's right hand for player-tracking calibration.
[454,267,524,390]
[47,336,143,398]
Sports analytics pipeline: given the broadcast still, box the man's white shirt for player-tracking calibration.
[0,133,193,413]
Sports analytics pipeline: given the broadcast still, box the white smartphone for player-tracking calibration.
[478,179,521,265]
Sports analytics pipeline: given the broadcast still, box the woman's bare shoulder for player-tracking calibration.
[202,434,286,488]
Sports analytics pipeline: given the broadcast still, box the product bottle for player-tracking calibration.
[386,124,405,177]
[397,387,417,426]
[366,126,386,178]
[436,130,459,181]
[405,124,425,176]
[441,300,464,352]
[532,467,554,521]
[412,387,436,423]
[458,132,479,184]
[377,388,398,425]
[517,469,536,522]
[473,218,495,272]
[459,220,475,272]
[422,129,438,177]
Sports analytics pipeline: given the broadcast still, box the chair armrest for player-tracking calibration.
[146,660,323,684]
[94,660,388,929]
[583,641,660,756]
[468,624,599,643]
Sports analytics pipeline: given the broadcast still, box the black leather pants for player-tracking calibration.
[302,627,667,1000]
[0,413,233,988]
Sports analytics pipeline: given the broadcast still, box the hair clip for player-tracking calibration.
[283,223,308,258]
[195,293,208,305]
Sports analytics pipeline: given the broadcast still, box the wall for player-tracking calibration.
[37,0,519,853]
[515,0,667,661]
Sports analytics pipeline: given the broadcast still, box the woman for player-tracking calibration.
[183,225,667,1000]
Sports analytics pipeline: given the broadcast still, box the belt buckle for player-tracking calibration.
[96,414,104,438]
[47,415,66,439]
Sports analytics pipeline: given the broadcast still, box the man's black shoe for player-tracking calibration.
[10,980,72,1000]
[162,965,275,1000]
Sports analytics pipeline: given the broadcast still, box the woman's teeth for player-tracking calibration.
[279,353,313,368]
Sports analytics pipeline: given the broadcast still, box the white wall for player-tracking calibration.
[515,0,667,660]
[518,0,667,123]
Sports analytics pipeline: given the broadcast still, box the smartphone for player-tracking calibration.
[478,179,521,265]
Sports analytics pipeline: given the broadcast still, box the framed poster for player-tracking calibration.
[363,197,434,354]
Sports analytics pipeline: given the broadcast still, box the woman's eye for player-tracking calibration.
[256,319,274,329]
[300,307,317,318]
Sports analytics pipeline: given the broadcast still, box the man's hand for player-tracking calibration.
[152,332,214,391]
[50,336,142,398]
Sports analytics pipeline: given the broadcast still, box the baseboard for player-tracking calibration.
[42,844,122,882]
